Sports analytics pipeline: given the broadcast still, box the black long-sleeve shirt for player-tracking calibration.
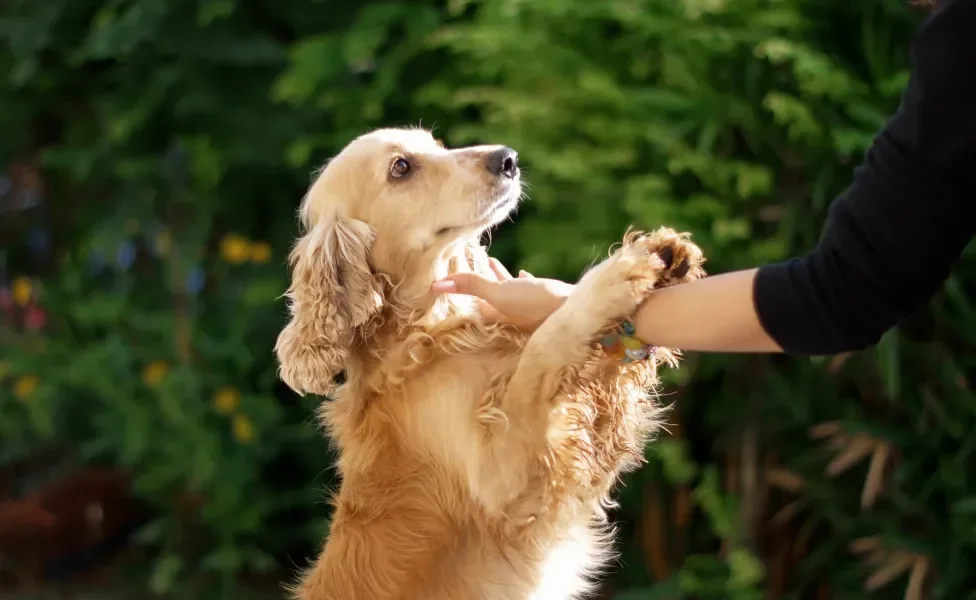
[754,0,976,355]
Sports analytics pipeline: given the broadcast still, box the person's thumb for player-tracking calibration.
[430,272,498,300]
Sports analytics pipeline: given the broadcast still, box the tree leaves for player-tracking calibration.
[3,0,973,597]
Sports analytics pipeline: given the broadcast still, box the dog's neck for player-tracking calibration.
[342,256,481,394]
[379,239,490,326]
[349,240,493,370]
[342,239,528,404]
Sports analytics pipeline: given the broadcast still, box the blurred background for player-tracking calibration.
[2,0,974,598]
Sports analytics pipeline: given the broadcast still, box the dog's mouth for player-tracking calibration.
[435,182,521,237]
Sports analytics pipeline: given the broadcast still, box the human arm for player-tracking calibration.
[435,111,975,355]
[434,118,976,355]
[434,0,976,356]
[433,248,780,352]
[434,113,975,355]
[629,268,779,352]
[750,0,976,354]
[631,0,975,355]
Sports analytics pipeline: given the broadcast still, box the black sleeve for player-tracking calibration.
[754,0,976,356]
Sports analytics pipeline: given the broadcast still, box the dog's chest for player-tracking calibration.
[472,522,606,600]
[528,527,604,600]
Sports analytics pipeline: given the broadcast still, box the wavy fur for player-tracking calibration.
[274,128,706,600]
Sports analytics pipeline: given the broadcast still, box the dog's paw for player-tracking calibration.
[547,227,705,342]
[566,240,664,326]
[624,227,706,289]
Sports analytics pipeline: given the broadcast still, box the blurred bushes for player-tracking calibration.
[1,0,975,598]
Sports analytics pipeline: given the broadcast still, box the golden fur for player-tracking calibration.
[274,128,706,600]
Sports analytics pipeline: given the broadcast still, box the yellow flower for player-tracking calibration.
[155,231,172,256]
[219,234,251,265]
[13,374,40,401]
[12,276,32,306]
[142,360,169,387]
[249,242,272,264]
[232,414,255,443]
[212,386,240,415]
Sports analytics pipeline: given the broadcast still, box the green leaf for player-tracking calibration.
[614,577,682,599]
[877,330,900,401]
[651,438,699,485]
[149,554,184,595]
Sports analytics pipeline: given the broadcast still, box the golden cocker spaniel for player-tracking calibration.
[275,128,705,600]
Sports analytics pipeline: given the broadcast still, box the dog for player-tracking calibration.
[274,127,705,599]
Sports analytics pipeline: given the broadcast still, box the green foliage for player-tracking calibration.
[2,0,975,598]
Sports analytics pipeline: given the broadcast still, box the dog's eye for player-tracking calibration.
[390,158,411,179]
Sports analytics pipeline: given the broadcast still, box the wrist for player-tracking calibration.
[601,318,657,363]
[526,282,573,331]
[549,287,573,317]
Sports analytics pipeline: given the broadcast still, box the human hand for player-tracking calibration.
[430,258,575,331]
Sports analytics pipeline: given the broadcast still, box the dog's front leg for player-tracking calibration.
[475,234,684,520]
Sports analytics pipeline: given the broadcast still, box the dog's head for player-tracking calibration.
[274,127,522,395]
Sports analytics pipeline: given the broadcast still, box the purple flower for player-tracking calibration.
[27,228,50,254]
[115,241,137,270]
[186,267,205,295]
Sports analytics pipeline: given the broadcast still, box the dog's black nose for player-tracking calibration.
[486,147,519,179]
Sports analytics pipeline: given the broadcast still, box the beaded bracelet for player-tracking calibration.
[600,319,657,364]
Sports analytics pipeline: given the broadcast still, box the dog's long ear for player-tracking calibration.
[274,216,382,395]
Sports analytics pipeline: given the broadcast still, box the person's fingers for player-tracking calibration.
[488,257,513,281]
[518,270,535,279]
[430,272,498,300]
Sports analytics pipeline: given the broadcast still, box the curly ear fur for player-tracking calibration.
[275,217,382,396]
